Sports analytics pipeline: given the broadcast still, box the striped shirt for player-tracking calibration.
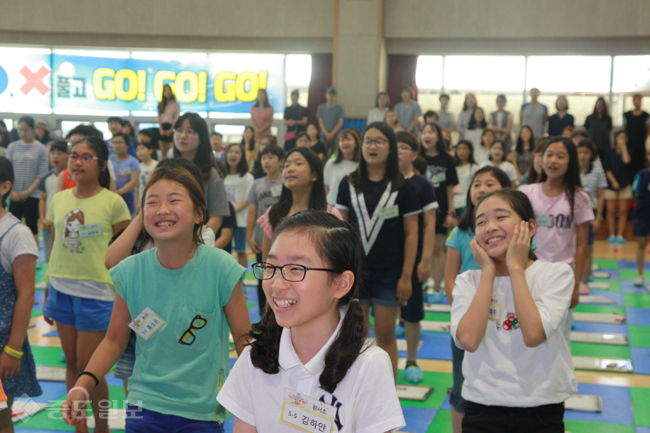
[6,140,50,199]
[580,163,608,209]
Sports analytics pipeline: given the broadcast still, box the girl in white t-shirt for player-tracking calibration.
[451,189,577,433]
[453,139,479,218]
[218,210,406,433]
[225,144,255,269]
[324,129,361,205]
[480,140,518,187]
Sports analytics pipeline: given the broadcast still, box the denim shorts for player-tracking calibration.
[359,268,403,307]
[232,227,247,253]
[43,284,113,332]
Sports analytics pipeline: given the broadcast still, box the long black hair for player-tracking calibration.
[577,138,598,174]
[539,137,583,220]
[173,112,221,180]
[516,125,535,154]
[241,126,255,152]
[71,136,111,190]
[349,122,404,193]
[455,139,476,166]
[457,166,512,231]
[249,210,367,394]
[525,139,549,185]
[0,156,14,208]
[468,107,487,130]
[421,122,448,155]
[158,84,176,114]
[225,143,249,176]
[268,147,328,229]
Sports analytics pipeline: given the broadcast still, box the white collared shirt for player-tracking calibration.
[218,314,405,432]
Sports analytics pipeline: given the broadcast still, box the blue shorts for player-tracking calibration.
[125,404,223,433]
[587,219,596,248]
[359,268,402,307]
[633,216,650,238]
[114,331,137,380]
[232,227,247,253]
[450,339,467,413]
[43,284,113,332]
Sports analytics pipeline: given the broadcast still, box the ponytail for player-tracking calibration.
[99,166,111,190]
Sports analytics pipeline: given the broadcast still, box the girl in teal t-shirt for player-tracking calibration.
[444,165,512,433]
[62,162,250,432]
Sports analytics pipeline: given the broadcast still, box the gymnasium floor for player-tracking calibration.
[11,240,650,433]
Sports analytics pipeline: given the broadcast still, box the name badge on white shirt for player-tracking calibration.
[378,205,399,221]
[489,298,502,322]
[271,185,282,198]
[78,223,102,238]
[431,172,446,185]
[281,388,334,433]
[128,307,165,340]
[535,213,553,228]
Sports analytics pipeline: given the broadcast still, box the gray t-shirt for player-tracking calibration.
[316,103,345,138]
[245,176,283,246]
[0,213,38,275]
[204,167,230,219]
[6,140,49,199]
[455,109,474,134]
[521,103,548,138]
[437,109,455,130]
[394,101,423,134]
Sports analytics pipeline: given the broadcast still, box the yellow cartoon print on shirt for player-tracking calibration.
[62,209,85,253]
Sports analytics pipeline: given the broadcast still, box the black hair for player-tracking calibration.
[400,86,414,99]
[525,139,549,185]
[592,97,611,120]
[122,120,135,137]
[0,156,14,208]
[291,89,300,98]
[111,132,131,149]
[454,139,476,166]
[268,147,327,229]
[421,122,448,154]
[241,126,256,152]
[334,128,361,164]
[295,132,310,144]
[249,210,367,394]
[66,124,103,140]
[18,116,35,129]
[260,134,277,147]
[572,130,590,140]
[439,93,450,101]
[474,189,538,261]
[468,107,487,130]
[577,138,598,174]
[260,144,286,161]
[423,110,438,121]
[254,89,271,108]
[488,139,507,163]
[458,165,511,231]
[50,140,69,154]
[107,116,123,124]
[413,156,427,176]
[462,93,478,111]
[539,137,583,220]
[349,122,404,193]
[516,125,535,154]
[173,112,218,180]
[157,84,176,115]
[375,91,388,108]
[496,94,507,103]
[211,132,223,138]
[225,143,249,176]
[556,95,569,111]
[70,136,111,189]
[395,130,419,153]
[614,129,628,144]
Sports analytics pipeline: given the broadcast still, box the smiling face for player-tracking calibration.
[482,130,495,147]
[264,230,346,331]
[283,151,316,190]
[144,179,202,243]
[68,141,103,184]
[475,195,534,260]
[338,133,357,156]
[470,172,502,206]
[543,141,569,180]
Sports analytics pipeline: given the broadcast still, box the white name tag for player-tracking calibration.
[378,205,399,220]
[271,185,282,198]
[128,307,165,340]
[488,299,502,322]
[432,172,446,184]
[119,167,132,176]
[536,213,552,228]
[78,223,102,238]
[280,389,334,433]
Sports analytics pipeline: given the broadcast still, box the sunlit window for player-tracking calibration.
[285,55,312,87]
[526,56,611,93]
[443,56,525,92]
[612,55,650,93]
[416,56,443,90]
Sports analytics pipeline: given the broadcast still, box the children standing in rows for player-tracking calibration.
[488,94,513,151]
[465,108,487,152]
[453,140,478,219]
[456,93,478,137]
[395,131,438,384]
[421,122,459,302]
[394,86,423,135]
[110,132,140,217]
[244,145,286,313]
[242,126,256,166]
[136,135,159,214]
[62,162,251,433]
[0,157,42,433]
[451,189,577,433]
[44,136,131,433]
[437,93,456,131]
[324,128,361,205]
[512,125,535,181]
[445,166,512,433]
[336,122,421,379]
[603,130,632,243]
[224,143,254,269]
[480,140,518,187]
[524,137,593,310]
[632,148,650,289]
[39,141,68,258]
[577,139,607,288]
[472,129,494,166]
[217,211,406,432]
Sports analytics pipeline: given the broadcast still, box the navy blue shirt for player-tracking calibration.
[548,113,574,137]
[408,174,438,263]
[633,169,650,215]
[602,148,632,190]
[216,202,237,253]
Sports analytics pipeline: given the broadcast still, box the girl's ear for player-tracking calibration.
[527,219,537,238]
[332,270,354,300]
[311,171,318,183]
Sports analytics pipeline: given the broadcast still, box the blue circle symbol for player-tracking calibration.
[0,66,8,95]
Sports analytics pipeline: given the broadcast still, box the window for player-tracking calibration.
[526,56,611,94]
[444,56,525,92]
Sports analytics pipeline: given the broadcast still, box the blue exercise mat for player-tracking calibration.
[621,280,650,293]
[626,308,650,326]
[631,347,650,375]
[402,406,438,433]
[16,381,67,404]
[571,321,629,336]
[618,259,650,270]
[398,332,452,361]
[581,291,625,306]
[564,383,634,425]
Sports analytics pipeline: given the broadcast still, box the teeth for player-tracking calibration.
[274,298,297,308]
[157,221,175,227]
[487,237,504,244]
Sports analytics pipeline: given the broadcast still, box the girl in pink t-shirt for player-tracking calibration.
[523,137,594,308]
[250,89,274,142]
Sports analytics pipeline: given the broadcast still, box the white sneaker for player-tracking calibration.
[634,275,645,287]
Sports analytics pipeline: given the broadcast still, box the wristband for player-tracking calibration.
[79,371,100,387]
[68,386,90,402]
[3,345,23,359]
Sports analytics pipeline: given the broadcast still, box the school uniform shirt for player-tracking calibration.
[454,163,479,209]
[224,172,255,227]
[6,140,49,199]
[138,160,159,205]
[479,160,518,184]
[408,174,438,261]
[110,155,140,214]
[472,143,489,166]
[580,164,608,209]
[111,244,246,422]
[46,189,131,301]
[602,148,632,190]
[0,213,39,276]
[336,176,421,269]
[246,176,283,247]
[217,313,406,433]
[450,261,577,407]
[523,183,594,269]
[324,160,359,205]
[423,152,459,217]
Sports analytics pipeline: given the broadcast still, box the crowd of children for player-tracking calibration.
[1,85,650,433]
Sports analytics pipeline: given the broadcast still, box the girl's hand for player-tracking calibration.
[0,351,21,379]
[43,288,54,325]
[506,221,531,271]
[248,238,261,254]
[593,218,601,233]
[443,214,456,228]
[396,276,412,304]
[416,260,432,282]
[612,180,620,191]
[61,391,88,427]
[470,238,496,273]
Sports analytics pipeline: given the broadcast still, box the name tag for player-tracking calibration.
[378,205,399,220]
[128,307,166,340]
[78,223,102,238]
[536,213,552,227]
[271,185,282,198]
[119,167,132,176]
[281,389,334,433]
[488,299,502,322]
[431,172,446,184]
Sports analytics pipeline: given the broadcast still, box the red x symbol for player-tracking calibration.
[20,65,51,95]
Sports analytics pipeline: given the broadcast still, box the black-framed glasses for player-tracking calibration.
[179,313,209,345]
[252,262,339,282]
